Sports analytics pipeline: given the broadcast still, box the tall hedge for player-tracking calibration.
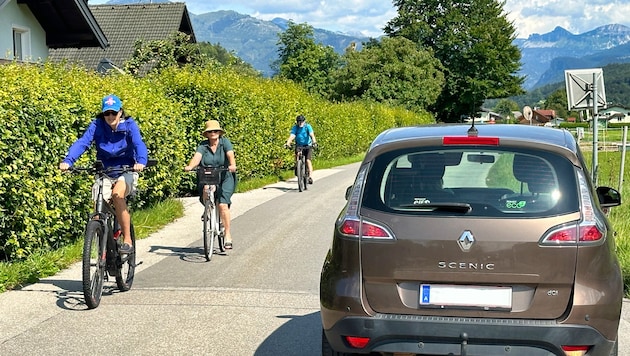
[0,62,432,261]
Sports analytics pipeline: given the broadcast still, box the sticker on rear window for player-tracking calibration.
[505,200,526,209]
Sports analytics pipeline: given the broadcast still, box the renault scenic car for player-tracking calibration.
[320,124,622,356]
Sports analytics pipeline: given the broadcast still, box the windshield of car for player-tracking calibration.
[361,147,579,217]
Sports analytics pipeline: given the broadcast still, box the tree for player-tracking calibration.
[125,32,206,75]
[493,98,519,119]
[384,0,524,122]
[197,42,260,76]
[273,21,340,96]
[331,36,444,111]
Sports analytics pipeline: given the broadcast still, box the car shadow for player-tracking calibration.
[254,311,321,356]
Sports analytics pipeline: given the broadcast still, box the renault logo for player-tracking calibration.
[458,230,474,252]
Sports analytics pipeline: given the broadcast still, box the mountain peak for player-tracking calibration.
[526,26,574,42]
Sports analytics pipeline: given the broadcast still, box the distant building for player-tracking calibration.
[49,2,195,73]
[598,104,630,124]
[0,0,107,63]
[517,109,556,126]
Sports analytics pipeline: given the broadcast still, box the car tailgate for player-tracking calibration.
[359,210,580,319]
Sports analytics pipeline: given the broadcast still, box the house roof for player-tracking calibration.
[17,0,107,49]
[48,2,195,71]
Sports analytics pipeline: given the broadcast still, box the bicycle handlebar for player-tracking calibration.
[70,159,157,175]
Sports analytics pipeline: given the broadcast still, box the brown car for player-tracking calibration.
[320,124,622,356]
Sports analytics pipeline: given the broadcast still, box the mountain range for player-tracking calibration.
[515,24,630,90]
[189,11,368,77]
[189,11,630,91]
[97,1,630,91]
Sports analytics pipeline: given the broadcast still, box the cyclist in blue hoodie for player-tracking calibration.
[59,94,148,254]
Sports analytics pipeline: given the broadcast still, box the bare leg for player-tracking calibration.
[219,203,231,244]
[307,159,313,176]
[111,182,132,246]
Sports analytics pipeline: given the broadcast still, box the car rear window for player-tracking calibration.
[361,147,580,217]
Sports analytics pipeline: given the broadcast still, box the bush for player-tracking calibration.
[0,62,432,261]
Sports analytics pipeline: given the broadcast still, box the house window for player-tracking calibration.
[12,27,30,61]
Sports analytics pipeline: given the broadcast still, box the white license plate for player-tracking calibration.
[420,284,512,309]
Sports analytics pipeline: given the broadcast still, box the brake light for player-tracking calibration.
[443,136,500,145]
[339,218,393,239]
[562,345,589,356]
[579,224,603,241]
[345,336,370,349]
[541,223,604,244]
[545,226,577,242]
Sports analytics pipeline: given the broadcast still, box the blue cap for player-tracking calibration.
[101,94,122,113]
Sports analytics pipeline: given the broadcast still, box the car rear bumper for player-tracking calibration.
[324,313,616,356]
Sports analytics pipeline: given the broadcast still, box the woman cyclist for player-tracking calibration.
[184,120,237,249]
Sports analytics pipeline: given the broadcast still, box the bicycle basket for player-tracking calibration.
[197,167,223,185]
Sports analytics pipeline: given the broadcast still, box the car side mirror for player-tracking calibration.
[345,186,353,200]
[597,186,621,208]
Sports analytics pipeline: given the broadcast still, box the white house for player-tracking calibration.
[0,0,106,63]
[598,105,630,124]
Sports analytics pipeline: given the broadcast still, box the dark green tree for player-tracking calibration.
[273,21,340,96]
[331,36,444,111]
[493,98,519,119]
[124,32,206,75]
[197,42,260,76]
[384,0,524,122]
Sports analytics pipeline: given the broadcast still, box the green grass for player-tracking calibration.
[0,154,365,293]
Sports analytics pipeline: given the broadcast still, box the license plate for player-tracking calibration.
[420,284,512,309]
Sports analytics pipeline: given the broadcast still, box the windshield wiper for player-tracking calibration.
[397,202,472,213]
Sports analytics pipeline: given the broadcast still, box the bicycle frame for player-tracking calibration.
[73,159,155,309]
[295,145,310,192]
[196,166,228,260]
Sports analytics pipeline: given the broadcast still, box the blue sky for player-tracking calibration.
[88,0,630,38]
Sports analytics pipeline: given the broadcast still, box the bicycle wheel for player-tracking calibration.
[297,157,306,192]
[203,197,215,261]
[115,223,136,291]
[82,220,105,309]
[302,157,309,191]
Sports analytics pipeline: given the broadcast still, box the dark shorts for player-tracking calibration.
[297,146,312,160]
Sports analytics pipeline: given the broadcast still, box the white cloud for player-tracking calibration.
[88,0,630,38]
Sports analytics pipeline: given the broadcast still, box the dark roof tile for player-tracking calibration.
[49,2,195,71]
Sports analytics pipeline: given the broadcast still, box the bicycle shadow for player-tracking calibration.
[147,244,228,263]
[262,185,293,192]
[254,311,321,356]
[20,278,130,311]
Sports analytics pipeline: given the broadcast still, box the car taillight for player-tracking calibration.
[339,218,393,239]
[544,225,577,243]
[542,223,604,244]
[443,136,500,145]
[579,224,603,241]
[345,336,370,349]
[562,345,589,356]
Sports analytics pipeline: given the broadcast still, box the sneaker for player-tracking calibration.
[308,177,313,184]
[119,243,133,254]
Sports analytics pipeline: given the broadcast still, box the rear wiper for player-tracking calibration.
[397,202,472,213]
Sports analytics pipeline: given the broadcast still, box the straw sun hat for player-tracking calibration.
[203,120,224,134]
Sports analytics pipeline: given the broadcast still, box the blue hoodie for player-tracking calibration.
[63,116,148,170]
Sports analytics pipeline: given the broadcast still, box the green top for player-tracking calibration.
[196,136,236,205]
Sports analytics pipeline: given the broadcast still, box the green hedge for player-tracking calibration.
[0,62,432,261]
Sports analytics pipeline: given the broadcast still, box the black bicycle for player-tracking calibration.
[195,166,229,261]
[290,145,311,192]
[71,159,156,309]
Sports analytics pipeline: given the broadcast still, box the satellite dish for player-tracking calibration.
[523,106,533,122]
